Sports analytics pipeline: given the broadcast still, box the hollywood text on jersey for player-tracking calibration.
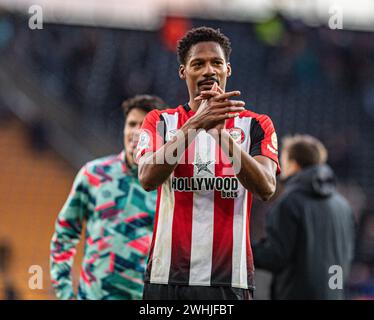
[171,176,239,198]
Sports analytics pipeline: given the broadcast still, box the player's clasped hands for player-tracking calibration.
[190,82,245,131]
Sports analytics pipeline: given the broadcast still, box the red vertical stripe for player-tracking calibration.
[211,118,235,285]
[168,142,195,283]
[168,108,195,283]
[211,190,234,285]
[246,192,255,287]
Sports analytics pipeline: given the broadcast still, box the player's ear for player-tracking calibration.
[179,65,186,79]
[227,62,232,77]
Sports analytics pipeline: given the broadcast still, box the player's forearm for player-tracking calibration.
[50,223,81,299]
[237,154,276,201]
[139,122,198,191]
[217,131,276,200]
[139,155,177,191]
[50,265,76,300]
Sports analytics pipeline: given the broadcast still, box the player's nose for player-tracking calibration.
[202,63,216,77]
[133,125,142,136]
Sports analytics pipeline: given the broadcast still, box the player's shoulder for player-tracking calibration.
[240,108,275,130]
[240,109,273,122]
[145,105,184,119]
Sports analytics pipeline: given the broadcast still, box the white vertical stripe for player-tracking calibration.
[232,191,249,288]
[162,112,179,142]
[189,131,216,285]
[231,116,252,288]
[240,192,249,287]
[234,116,252,151]
[150,178,175,283]
[149,112,179,284]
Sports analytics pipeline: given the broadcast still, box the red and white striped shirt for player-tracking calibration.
[136,104,280,289]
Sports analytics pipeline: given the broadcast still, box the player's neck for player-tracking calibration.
[125,150,136,169]
[188,99,199,112]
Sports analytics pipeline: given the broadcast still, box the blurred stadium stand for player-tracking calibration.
[0,115,86,299]
[0,10,373,299]
[2,14,374,198]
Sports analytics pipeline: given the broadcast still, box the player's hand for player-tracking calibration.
[188,82,245,131]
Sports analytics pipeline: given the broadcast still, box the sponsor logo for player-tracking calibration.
[193,154,215,175]
[271,132,278,150]
[228,127,245,144]
[267,144,278,155]
[172,177,239,198]
[193,161,214,175]
[138,131,150,150]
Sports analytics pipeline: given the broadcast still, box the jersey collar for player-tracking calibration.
[119,150,138,176]
[183,103,196,115]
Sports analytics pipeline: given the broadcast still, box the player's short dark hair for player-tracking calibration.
[177,27,232,65]
[121,95,167,119]
[282,134,328,169]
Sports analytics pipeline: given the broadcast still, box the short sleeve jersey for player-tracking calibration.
[136,104,280,289]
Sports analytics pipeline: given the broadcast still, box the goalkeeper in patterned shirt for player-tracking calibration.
[50,95,167,300]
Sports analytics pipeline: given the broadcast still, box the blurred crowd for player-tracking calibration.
[0,11,373,299]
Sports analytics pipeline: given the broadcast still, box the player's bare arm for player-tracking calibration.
[138,90,245,191]
[219,132,277,201]
[138,123,195,191]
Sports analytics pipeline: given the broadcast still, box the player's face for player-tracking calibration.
[179,41,231,98]
[124,108,148,166]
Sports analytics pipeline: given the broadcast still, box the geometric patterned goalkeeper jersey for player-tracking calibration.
[50,151,157,300]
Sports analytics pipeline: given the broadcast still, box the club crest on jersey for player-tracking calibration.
[228,127,245,143]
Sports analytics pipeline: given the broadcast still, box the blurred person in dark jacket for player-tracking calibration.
[253,134,355,299]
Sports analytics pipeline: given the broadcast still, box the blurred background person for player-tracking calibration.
[50,95,167,300]
[252,135,355,299]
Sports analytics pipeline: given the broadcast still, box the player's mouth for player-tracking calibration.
[129,136,139,149]
[198,79,219,90]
